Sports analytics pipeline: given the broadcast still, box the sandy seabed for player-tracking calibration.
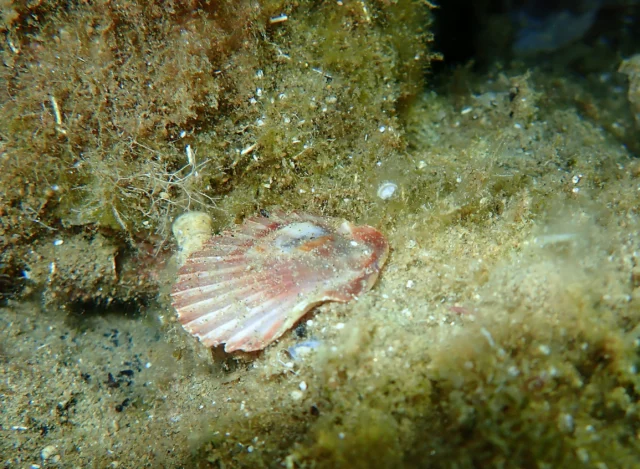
[2,60,640,468]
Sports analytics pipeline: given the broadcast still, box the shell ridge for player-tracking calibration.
[173,265,253,290]
[177,256,245,275]
[173,280,274,320]
[198,317,240,346]
[232,288,309,331]
[182,302,235,329]
[174,271,296,326]
[224,297,300,351]
[174,257,299,310]
[182,282,284,335]
[200,293,299,348]
[224,287,328,351]
[174,279,268,314]
[171,273,267,302]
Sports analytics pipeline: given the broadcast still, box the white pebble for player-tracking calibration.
[538,344,551,355]
[299,381,307,391]
[577,448,589,463]
[40,445,58,461]
[269,14,288,24]
[406,280,415,289]
[559,413,574,432]
[377,182,398,200]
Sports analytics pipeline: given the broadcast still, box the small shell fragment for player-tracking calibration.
[377,182,398,200]
[171,210,389,352]
[269,14,288,24]
[172,211,215,266]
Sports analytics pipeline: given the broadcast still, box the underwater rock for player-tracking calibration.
[20,231,167,307]
[511,0,602,54]
[619,54,640,127]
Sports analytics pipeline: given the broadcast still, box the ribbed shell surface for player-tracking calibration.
[171,210,389,352]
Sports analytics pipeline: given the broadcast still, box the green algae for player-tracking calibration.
[0,0,433,304]
[176,68,640,467]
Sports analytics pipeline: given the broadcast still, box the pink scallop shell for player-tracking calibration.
[170,210,389,352]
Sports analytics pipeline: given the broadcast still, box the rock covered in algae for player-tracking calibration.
[620,54,640,127]
[0,0,435,302]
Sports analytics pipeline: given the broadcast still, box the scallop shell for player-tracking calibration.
[170,210,389,352]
